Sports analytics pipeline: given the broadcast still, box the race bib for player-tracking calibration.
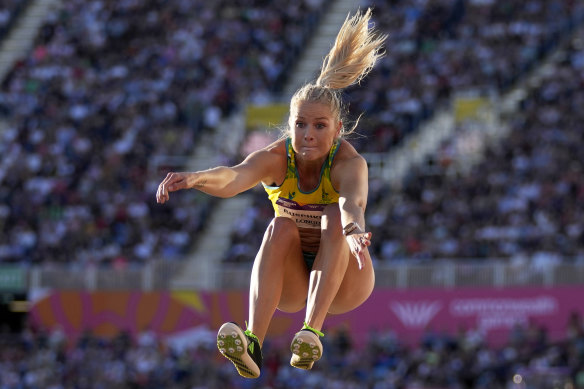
[275,198,324,229]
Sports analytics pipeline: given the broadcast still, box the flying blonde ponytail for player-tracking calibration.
[290,8,386,137]
[316,8,386,90]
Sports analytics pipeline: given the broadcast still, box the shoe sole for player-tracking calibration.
[290,330,322,370]
[217,322,260,378]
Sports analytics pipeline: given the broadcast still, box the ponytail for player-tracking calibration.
[316,8,386,90]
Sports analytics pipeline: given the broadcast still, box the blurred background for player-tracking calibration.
[1,0,584,388]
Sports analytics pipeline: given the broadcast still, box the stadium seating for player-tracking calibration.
[0,0,327,267]
[351,0,580,153]
[367,25,584,261]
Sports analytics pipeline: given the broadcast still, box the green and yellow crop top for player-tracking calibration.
[263,138,341,229]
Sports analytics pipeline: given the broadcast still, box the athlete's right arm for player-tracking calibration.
[156,142,284,204]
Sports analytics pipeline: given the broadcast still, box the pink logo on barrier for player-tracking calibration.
[390,301,442,329]
[449,296,558,331]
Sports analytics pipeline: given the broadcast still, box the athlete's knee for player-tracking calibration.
[328,284,373,315]
[265,217,299,243]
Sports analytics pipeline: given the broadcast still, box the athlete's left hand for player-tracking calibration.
[345,230,372,270]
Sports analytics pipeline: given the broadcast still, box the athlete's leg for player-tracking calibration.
[304,204,375,332]
[327,242,374,314]
[248,217,309,345]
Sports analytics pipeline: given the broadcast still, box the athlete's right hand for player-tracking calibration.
[346,231,372,270]
[156,172,192,204]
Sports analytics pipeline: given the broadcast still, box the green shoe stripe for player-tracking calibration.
[302,321,324,337]
[244,321,260,343]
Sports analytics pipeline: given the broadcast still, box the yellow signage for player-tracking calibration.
[454,96,489,122]
[245,104,289,129]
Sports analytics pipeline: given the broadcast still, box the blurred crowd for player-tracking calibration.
[2,313,584,388]
[365,28,584,262]
[0,0,28,40]
[349,0,583,153]
[0,0,325,267]
[224,0,584,264]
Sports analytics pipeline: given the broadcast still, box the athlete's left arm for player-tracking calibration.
[334,154,372,269]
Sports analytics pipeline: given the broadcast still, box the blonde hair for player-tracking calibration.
[290,8,386,136]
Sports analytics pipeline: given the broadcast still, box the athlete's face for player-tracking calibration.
[290,101,341,162]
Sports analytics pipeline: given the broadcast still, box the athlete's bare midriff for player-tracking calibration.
[299,226,321,253]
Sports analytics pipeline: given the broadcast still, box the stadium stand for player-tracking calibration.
[366,24,584,262]
[350,0,582,154]
[0,0,328,268]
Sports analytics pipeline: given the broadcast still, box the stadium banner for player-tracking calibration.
[0,266,26,291]
[452,89,492,123]
[245,103,288,129]
[28,287,583,347]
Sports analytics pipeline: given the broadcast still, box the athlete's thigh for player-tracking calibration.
[329,249,375,314]
[318,205,375,314]
[273,219,310,313]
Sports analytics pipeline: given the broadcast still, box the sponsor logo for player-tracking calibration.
[390,301,442,329]
[450,296,558,331]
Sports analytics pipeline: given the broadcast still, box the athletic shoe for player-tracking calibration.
[217,322,262,378]
[290,323,323,370]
